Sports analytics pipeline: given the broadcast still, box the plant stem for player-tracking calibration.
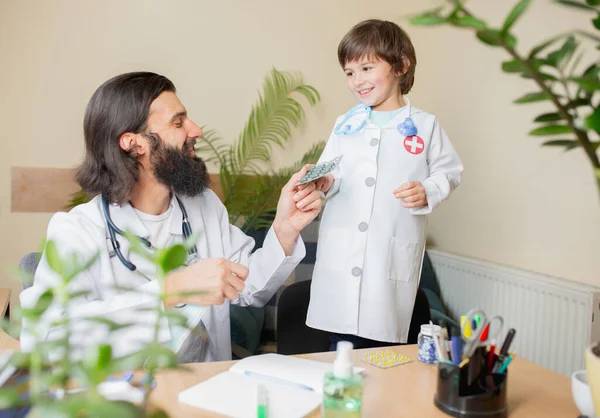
[505,44,599,164]
[454,1,600,197]
[142,269,165,411]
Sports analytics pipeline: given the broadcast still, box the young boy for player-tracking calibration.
[305,19,463,349]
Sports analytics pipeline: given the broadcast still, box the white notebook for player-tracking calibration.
[178,353,364,418]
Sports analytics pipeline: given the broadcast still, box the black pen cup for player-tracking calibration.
[434,354,508,418]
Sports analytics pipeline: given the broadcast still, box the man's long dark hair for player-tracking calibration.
[75,72,176,204]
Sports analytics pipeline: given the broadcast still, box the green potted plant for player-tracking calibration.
[410,0,600,200]
[196,67,324,232]
[0,236,198,417]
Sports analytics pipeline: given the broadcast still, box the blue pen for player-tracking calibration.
[450,326,463,365]
[498,355,514,373]
[245,370,314,392]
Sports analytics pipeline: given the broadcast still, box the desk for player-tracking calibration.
[0,289,19,351]
[0,288,10,319]
[150,345,578,417]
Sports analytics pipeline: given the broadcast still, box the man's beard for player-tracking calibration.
[146,133,211,197]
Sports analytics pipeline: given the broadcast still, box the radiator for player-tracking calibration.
[427,249,600,376]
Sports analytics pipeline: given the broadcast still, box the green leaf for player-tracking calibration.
[30,398,143,418]
[588,0,600,5]
[139,343,177,371]
[222,68,320,219]
[31,289,54,316]
[0,388,24,409]
[585,107,600,133]
[502,0,532,33]
[570,76,600,91]
[555,0,598,10]
[502,59,526,73]
[529,34,569,58]
[195,127,228,168]
[409,10,448,26]
[451,15,487,30]
[529,125,573,135]
[83,317,136,331]
[514,91,553,103]
[566,98,591,109]
[476,29,516,47]
[108,351,148,373]
[64,189,94,211]
[123,231,154,262]
[84,344,113,371]
[158,244,187,274]
[63,252,99,283]
[476,30,502,46]
[534,112,563,122]
[8,352,31,368]
[45,241,62,275]
[541,139,580,150]
[148,410,170,418]
[546,36,577,68]
[520,71,559,81]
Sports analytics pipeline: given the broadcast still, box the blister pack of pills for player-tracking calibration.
[298,155,343,185]
[361,349,413,369]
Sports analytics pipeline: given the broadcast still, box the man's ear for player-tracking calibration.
[119,132,145,157]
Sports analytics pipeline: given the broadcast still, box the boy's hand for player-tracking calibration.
[394,181,427,208]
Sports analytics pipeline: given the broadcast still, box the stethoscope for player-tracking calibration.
[102,194,198,272]
[333,97,418,137]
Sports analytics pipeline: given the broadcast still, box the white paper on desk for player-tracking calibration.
[179,371,321,418]
[178,353,364,417]
[230,353,364,394]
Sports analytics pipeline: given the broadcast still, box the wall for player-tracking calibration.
[0,0,598,312]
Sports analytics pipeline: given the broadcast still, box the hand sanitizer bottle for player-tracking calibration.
[322,341,363,417]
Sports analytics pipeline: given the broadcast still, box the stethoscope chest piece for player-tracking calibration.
[397,117,418,137]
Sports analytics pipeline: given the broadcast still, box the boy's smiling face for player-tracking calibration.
[344,56,403,111]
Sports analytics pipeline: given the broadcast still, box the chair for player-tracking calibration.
[276,279,431,354]
[18,252,41,290]
[276,280,330,355]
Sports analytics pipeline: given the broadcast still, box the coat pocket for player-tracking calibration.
[315,228,352,272]
[386,237,422,282]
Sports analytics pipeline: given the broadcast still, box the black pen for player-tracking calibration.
[493,328,516,372]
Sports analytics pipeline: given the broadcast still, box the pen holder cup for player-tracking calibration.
[434,358,508,418]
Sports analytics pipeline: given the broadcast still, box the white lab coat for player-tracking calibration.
[20,190,305,361]
[306,100,463,343]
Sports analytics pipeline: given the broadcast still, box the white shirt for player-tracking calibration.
[134,202,211,362]
[20,190,306,362]
[306,99,463,343]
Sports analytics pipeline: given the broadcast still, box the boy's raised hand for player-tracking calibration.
[394,181,428,208]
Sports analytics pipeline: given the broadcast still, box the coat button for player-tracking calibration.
[365,177,375,187]
[370,138,379,147]
[351,267,362,277]
[358,222,368,232]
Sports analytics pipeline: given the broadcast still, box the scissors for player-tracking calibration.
[461,308,504,358]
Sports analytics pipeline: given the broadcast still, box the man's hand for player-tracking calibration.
[272,165,323,255]
[394,181,428,208]
[164,258,249,307]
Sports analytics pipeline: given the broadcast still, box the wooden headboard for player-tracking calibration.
[11,167,224,213]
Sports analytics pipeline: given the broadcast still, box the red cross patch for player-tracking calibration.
[403,135,424,155]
